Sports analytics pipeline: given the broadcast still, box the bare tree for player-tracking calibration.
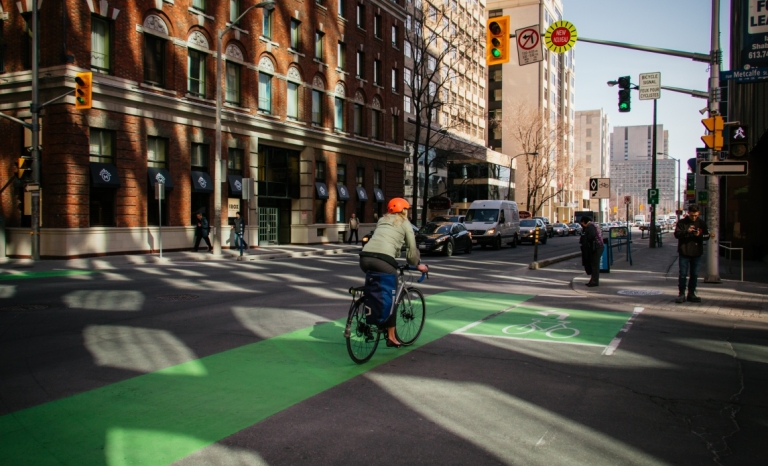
[403,1,485,225]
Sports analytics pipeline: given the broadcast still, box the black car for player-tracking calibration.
[519,219,548,244]
[416,222,472,256]
[568,223,583,235]
[361,224,419,251]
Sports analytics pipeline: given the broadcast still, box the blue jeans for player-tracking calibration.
[235,234,247,254]
[678,255,702,295]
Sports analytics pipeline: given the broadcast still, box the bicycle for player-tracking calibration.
[502,318,580,339]
[344,264,427,364]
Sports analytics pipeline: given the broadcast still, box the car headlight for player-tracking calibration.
[435,236,447,243]
[486,228,496,235]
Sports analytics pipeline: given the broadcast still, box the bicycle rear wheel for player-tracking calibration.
[346,298,380,364]
[395,287,426,346]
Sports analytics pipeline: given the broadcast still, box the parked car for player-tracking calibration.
[552,223,570,237]
[416,222,472,256]
[600,223,611,232]
[431,215,466,224]
[361,224,419,251]
[519,219,548,244]
[568,223,583,235]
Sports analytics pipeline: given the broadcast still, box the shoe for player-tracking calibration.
[675,294,686,304]
[687,292,701,303]
[585,282,599,287]
[385,338,402,348]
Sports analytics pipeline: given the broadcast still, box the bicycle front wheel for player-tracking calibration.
[395,287,426,346]
[346,298,380,364]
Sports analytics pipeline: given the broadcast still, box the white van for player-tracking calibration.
[464,200,521,249]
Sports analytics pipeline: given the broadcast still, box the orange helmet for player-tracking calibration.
[387,197,410,214]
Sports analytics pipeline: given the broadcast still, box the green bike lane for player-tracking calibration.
[0,291,541,466]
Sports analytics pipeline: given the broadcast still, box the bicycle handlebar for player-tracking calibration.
[400,264,428,283]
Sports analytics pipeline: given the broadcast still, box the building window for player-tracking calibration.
[315,31,324,61]
[353,104,363,136]
[315,161,326,223]
[586,128,592,137]
[287,82,300,120]
[316,161,326,181]
[89,132,115,225]
[427,55,436,71]
[337,41,346,68]
[391,68,398,92]
[334,97,344,131]
[404,41,412,58]
[192,0,205,12]
[225,61,241,105]
[258,72,272,113]
[144,34,166,86]
[312,90,323,126]
[392,25,398,47]
[290,19,300,50]
[374,169,383,218]
[91,16,112,74]
[391,115,398,142]
[356,167,366,221]
[228,148,244,175]
[148,137,167,168]
[230,0,240,23]
[404,67,411,86]
[374,14,382,38]
[187,49,206,98]
[586,142,592,150]
[338,0,346,17]
[404,95,411,113]
[191,143,209,168]
[371,110,381,140]
[356,51,365,79]
[90,129,114,164]
[357,4,366,28]
[263,9,273,40]
[373,59,382,85]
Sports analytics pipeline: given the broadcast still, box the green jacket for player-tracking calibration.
[361,214,421,266]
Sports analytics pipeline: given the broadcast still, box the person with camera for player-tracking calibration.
[674,205,712,303]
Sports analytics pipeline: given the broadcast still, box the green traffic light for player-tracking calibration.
[620,103,628,109]
[492,49,501,58]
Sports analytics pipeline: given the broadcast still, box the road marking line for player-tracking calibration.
[459,333,606,347]
[451,305,520,334]
[602,306,644,356]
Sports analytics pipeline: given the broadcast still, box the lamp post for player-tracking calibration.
[506,151,537,201]
[214,1,276,255]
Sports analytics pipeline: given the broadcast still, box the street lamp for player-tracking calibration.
[214,1,276,255]
[506,151,538,201]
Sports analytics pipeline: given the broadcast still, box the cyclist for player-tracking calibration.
[359,197,428,348]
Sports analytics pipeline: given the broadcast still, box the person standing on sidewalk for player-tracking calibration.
[347,213,360,245]
[193,212,213,253]
[231,211,247,256]
[579,216,604,287]
[674,205,712,303]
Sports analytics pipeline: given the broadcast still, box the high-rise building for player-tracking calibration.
[574,110,610,221]
[486,0,577,223]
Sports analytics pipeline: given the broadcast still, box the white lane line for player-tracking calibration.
[460,333,606,347]
[602,306,644,356]
[452,305,520,334]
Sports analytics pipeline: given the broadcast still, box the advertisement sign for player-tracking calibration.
[742,0,768,67]
[428,197,451,210]
[228,198,240,218]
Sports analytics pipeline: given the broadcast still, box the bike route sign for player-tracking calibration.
[455,305,633,346]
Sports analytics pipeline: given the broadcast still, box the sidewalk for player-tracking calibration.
[0,243,362,272]
[567,237,768,319]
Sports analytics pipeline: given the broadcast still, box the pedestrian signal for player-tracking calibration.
[74,72,93,110]
[618,76,631,113]
[701,116,724,150]
[728,125,748,158]
[486,16,510,65]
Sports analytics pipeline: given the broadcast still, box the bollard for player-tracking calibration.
[533,226,540,262]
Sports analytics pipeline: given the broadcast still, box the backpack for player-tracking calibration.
[363,271,398,325]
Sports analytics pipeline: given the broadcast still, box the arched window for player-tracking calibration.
[225,44,245,105]
[286,67,302,120]
[258,56,275,114]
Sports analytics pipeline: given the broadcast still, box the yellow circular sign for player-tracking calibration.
[544,20,577,53]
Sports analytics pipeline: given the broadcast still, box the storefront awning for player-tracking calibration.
[337,184,350,201]
[315,182,329,200]
[89,163,121,188]
[191,171,213,193]
[147,167,173,189]
[356,186,369,201]
[227,175,243,197]
[373,188,385,203]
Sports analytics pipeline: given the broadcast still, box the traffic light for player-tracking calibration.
[701,116,724,150]
[74,71,93,109]
[486,16,510,66]
[618,76,631,113]
[17,157,31,180]
[728,124,749,158]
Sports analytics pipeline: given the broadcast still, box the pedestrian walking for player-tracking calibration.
[193,212,213,253]
[231,211,248,256]
[347,213,360,244]
[579,216,604,287]
[673,205,712,303]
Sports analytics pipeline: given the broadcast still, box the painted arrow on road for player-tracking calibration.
[699,161,748,176]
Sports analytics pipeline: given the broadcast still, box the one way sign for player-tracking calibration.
[699,161,749,176]
[589,178,610,199]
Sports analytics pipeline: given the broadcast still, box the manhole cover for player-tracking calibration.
[617,290,665,296]
[1,304,50,312]
[156,294,200,301]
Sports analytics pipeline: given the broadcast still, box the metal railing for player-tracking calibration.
[719,241,744,282]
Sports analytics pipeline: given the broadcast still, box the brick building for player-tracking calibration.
[0,0,407,257]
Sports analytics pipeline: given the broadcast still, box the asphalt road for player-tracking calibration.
[0,234,765,466]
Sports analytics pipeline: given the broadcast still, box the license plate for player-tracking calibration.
[418,244,427,250]
[472,239,477,244]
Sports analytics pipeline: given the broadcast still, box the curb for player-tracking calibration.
[529,251,581,270]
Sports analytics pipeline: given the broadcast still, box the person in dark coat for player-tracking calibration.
[673,205,711,303]
[231,211,247,255]
[579,216,604,287]
[193,212,213,253]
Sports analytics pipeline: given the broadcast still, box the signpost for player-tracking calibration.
[698,191,709,205]
[515,25,543,65]
[698,161,749,176]
[544,20,577,54]
[155,182,165,258]
[638,72,661,100]
[589,177,610,199]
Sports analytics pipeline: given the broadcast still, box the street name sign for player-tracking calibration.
[647,188,659,205]
[589,177,610,199]
[699,161,749,176]
[638,72,661,100]
[544,20,577,54]
[516,25,543,66]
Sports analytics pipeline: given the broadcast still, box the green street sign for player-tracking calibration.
[647,188,659,205]
[697,191,708,205]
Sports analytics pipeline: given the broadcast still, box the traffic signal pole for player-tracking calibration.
[30,0,41,261]
[650,98,658,248]
[705,0,721,283]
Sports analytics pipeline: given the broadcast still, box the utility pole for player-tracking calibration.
[650,99,658,248]
[30,0,41,261]
[705,0,721,283]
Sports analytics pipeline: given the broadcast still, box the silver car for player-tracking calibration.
[552,223,569,237]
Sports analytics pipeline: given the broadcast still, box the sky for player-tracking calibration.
[564,0,731,191]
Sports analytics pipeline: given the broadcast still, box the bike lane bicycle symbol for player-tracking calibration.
[501,310,580,339]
